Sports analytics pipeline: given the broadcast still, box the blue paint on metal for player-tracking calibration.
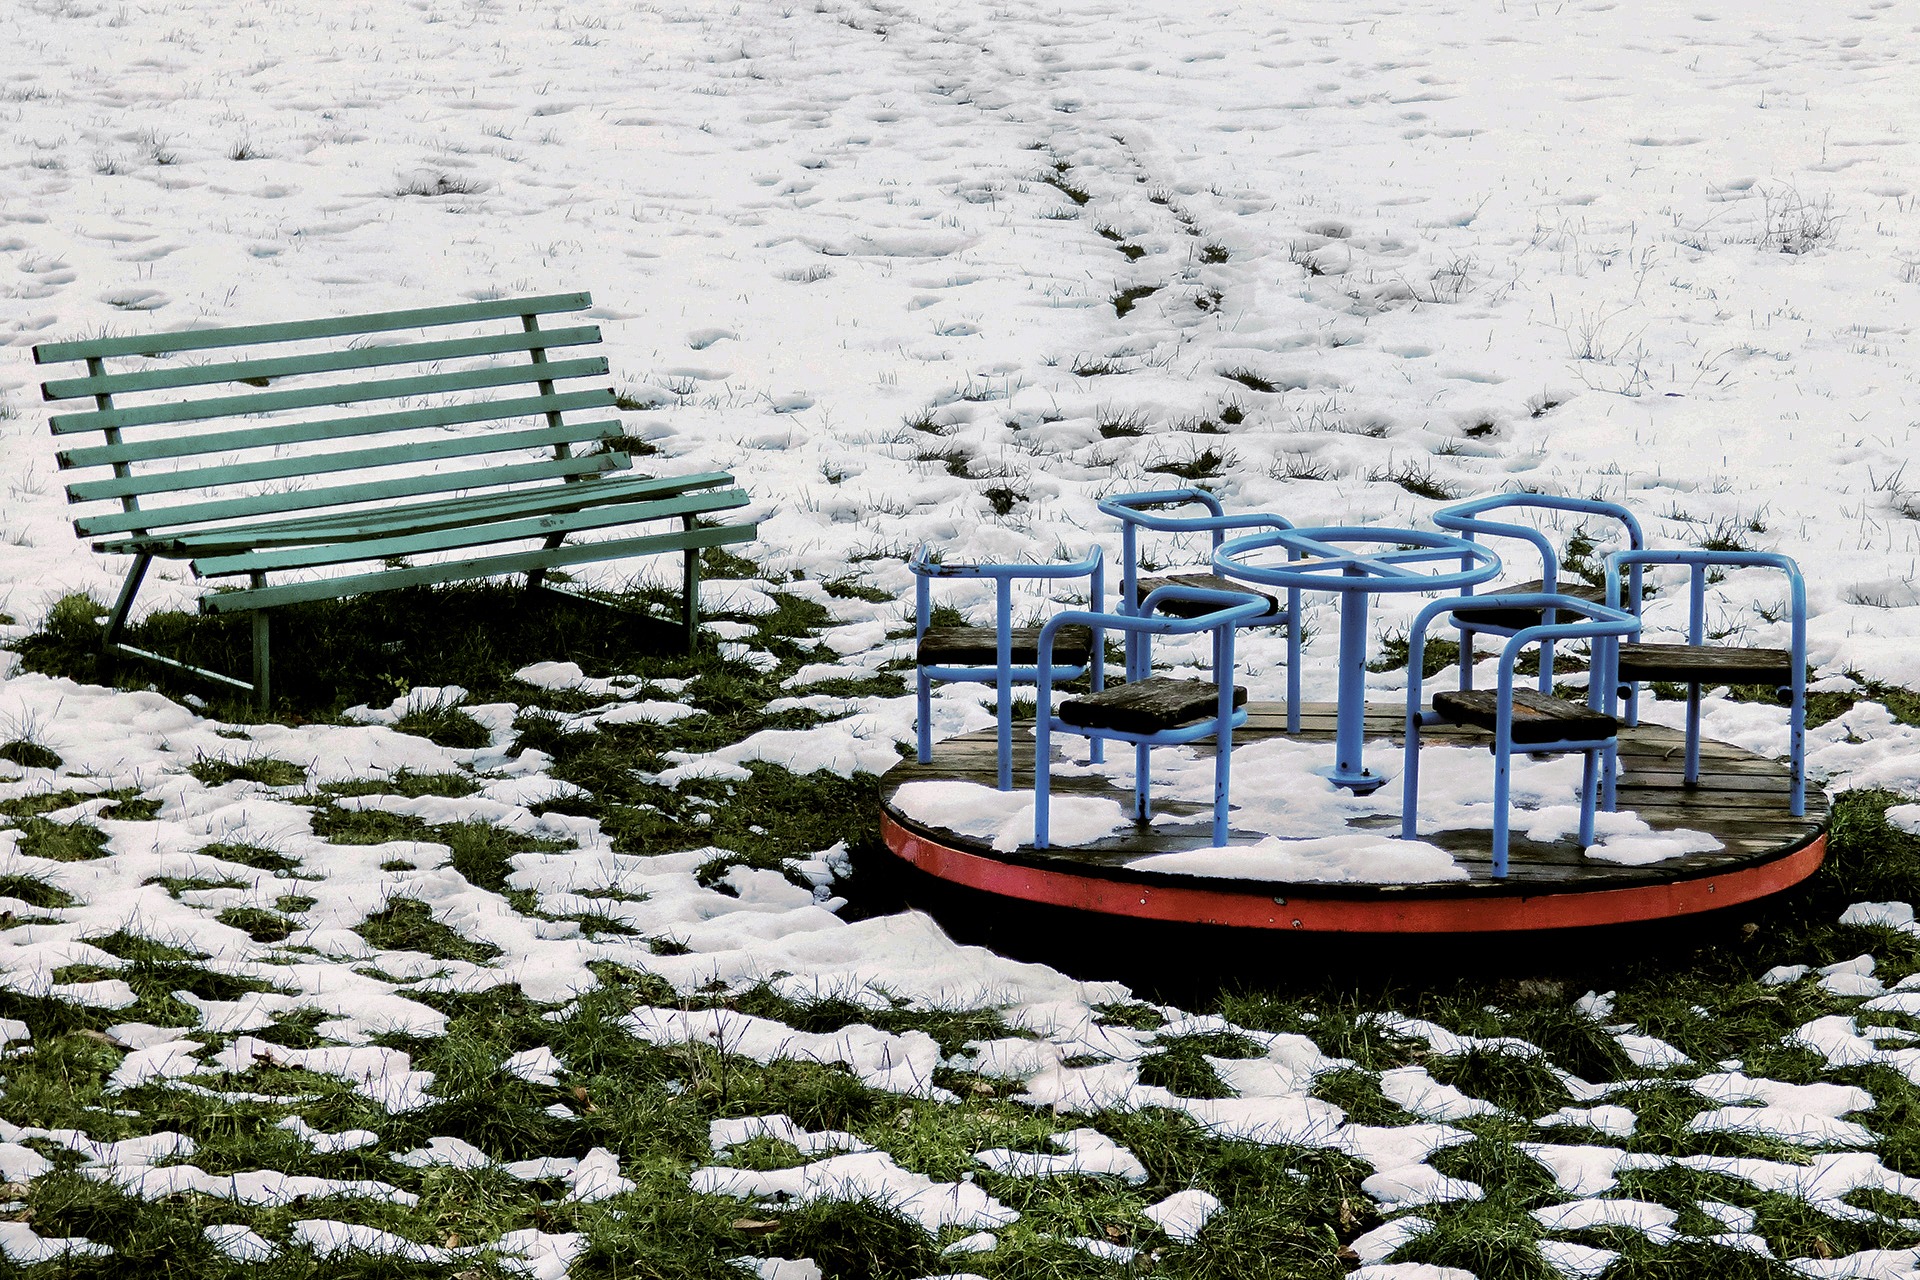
[1033,586,1266,849]
[1097,488,1303,732]
[1433,494,1645,699]
[1606,549,1807,817]
[1402,592,1641,877]
[910,547,1105,792]
[1216,525,1501,792]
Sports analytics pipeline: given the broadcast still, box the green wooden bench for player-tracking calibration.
[34,291,758,708]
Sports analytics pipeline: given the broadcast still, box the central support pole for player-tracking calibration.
[1330,575,1382,793]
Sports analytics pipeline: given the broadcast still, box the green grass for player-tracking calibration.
[14,537,1920,1279]
[17,582,708,722]
[0,873,76,908]
[0,738,61,770]
[198,842,302,873]
[393,701,492,749]
[188,753,308,788]
[357,898,502,964]
[15,816,110,861]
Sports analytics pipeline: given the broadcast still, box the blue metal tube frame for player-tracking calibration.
[1402,592,1641,877]
[1605,549,1806,817]
[1097,488,1304,733]
[911,546,1105,791]
[1034,587,1266,849]
[1433,493,1645,698]
[1216,525,1502,792]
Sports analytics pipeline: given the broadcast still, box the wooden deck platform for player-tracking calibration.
[880,701,1827,934]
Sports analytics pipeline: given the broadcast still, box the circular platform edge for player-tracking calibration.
[879,811,1828,934]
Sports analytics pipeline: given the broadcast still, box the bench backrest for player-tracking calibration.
[34,292,628,544]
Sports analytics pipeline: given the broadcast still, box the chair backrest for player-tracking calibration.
[1409,593,1641,709]
[1605,550,1805,653]
[35,293,623,544]
[1434,494,1644,603]
[1098,487,1291,600]
[907,546,1104,641]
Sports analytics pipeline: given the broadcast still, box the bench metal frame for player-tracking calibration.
[36,293,756,708]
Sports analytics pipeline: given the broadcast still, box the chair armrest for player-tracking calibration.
[1604,549,1804,664]
[1407,593,1640,708]
[909,545,1102,581]
[1435,494,1646,594]
[1098,488,1292,538]
[910,546,1105,643]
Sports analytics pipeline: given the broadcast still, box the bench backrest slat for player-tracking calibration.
[39,325,603,402]
[49,357,609,435]
[56,390,617,470]
[74,453,629,539]
[32,291,592,365]
[67,420,622,503]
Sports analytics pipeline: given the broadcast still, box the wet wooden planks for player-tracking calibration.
[884,700,1824,891]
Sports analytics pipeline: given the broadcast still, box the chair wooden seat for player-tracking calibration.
[1616,642,1794,686]
[1134,573,1280,619]
[1431,688,1619,744]
[1451,580,1607,632]
[1059,676,1246,734]
[916,625,1091,668]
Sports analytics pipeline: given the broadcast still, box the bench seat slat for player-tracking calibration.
[40,325,602,401]
[95,471,741,554]
[74,453,628,538]
[58,389,616,469]
[193,488,750,576]
[50,357,609,434]
[67,419,623,502]
[200,521,757,615]
[33,291,591,364]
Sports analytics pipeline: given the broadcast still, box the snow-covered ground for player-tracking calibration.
[3,0,1920,1274]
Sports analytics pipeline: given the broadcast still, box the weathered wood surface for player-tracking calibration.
[1058,677,1247,733]
[1618,643,1795,686]
[1135,573,1279,617]
[885,700,1824,891]
[1430,688,1618,743]
[917,625,1091,667]
[1450,580,1607,631]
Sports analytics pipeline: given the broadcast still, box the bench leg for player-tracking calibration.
[103,553,152,651]
[250,582,271,711]
[682,518,700,654]
[526,533,567,590]
[103,552,258,699]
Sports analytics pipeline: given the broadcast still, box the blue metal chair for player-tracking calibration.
[1034,587,1268,848]
[1097,488,1302,734]
[911,547,1104,792]
[1402,594,1641,877]
[1605,550,1807,817]
[1433,494,1645,696]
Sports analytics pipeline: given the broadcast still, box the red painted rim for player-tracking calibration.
[880,811,1827,934]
